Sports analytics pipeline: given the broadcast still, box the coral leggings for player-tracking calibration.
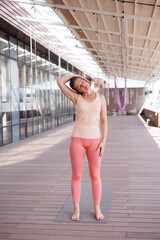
[69,137,102,205]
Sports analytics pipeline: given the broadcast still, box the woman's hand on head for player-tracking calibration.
[75,75,91,84]
[97,141,105,157]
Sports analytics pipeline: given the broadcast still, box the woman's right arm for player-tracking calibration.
[56,75,78,104]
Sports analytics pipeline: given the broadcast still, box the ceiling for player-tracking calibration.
[46,0,160,83]
[1,0,160,84]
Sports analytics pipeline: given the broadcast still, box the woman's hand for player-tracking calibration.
[97,141,105,157]
[75,75,91,84]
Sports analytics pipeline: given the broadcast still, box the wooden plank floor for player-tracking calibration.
[0,115,160,240]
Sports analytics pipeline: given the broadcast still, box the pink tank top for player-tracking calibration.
[71,93,101,139]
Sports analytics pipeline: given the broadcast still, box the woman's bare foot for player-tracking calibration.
[94,205,104,220]
[71,203,80,221]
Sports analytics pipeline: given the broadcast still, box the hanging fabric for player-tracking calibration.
[114,77,127,110]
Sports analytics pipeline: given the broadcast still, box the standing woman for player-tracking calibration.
[57,74,107,221]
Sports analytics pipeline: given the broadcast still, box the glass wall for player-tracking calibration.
[0,31,75,146]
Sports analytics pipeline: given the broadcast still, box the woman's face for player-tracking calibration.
[74,78,90,93]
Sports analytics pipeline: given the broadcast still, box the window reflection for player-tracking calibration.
[20,123,26,140]
[0,128,2,146]
[1,55,11,127]
[3,127,12,145]
[0,35,9,56]
[19,61,26,121]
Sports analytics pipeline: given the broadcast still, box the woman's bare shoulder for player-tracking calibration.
[99,93,106,101]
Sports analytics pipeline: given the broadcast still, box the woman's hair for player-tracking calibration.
[69,76,80,94]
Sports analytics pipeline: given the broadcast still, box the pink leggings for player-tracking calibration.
[69,137,102,205]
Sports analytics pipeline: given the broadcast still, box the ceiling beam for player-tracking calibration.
[86,47,122,56]
[81,38,160,53]
[94,55,156,67]
[86,48,160,62]
[81,38,121,47]
[128,33,160,42]
[69,25,160,42]
[69,25,121,36]
[128,54,159,62]
[7,0,160,23]
[100,61,150,71]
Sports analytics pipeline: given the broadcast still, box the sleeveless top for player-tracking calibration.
[71,92,101,139]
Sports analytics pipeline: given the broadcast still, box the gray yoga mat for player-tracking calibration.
[55,182,113,223]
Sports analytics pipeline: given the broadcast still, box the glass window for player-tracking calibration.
[3,126,12,145]
[19,61,27,122]
[39,119,44,133]
[10,54,19,142]
[27,121,33,137]
[9,37,18,60]
[1,55,11,127]
[44,118,47,131]
[0,56,2,128]
[0,128,2,146]
[26,62,33,121]
[33,119,39,135]
[25,45,31,64]
[20,123,27,140]
[48,117,52,129]
[18,41,25,62]
[32,60,39,120]
[0,34,9,56]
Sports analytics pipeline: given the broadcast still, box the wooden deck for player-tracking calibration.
[0,115,160,240]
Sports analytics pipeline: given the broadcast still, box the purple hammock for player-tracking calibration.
[114,77,127,110]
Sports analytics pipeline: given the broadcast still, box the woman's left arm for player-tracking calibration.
[97,94,108,156]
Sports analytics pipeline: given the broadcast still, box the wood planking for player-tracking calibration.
[0,115,160,240]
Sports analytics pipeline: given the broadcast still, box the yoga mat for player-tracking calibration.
[55,182,113,223]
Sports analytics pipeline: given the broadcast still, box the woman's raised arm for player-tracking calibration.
[57,75,78,103]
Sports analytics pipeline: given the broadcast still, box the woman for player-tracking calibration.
[57,74,107,221]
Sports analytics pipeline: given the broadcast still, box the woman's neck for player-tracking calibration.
[82,88,93,96]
